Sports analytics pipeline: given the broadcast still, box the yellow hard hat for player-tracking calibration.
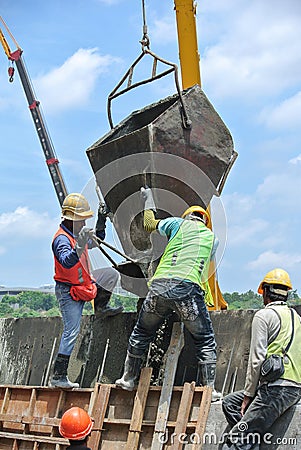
[257,268,292,294]
[62,193,94,221]
[181,205,210,225]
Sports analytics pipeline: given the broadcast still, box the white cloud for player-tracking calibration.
[228,219,268,247]
[256,170,301,211]
[289,154,301,164]
[151,17,176,45]
[248,250,301,271]
[0,207,57,239]
[259,92,301,130]
[220,151,301,291]
[34,48,118,113]
[201,0,301,100]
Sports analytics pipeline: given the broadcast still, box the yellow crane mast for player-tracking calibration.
[174,0,228,310]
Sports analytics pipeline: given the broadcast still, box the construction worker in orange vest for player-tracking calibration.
[59,407,93,449]
[51,193,123,388]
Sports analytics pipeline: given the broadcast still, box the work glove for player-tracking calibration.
[140,187,156,212]
[95,202,111,239]
[75,226,94,256]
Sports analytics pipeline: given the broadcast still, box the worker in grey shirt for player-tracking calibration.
[222,268,301,450]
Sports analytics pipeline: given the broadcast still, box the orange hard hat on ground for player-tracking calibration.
[257,268,292,294]
[181,205,210,225]
[59,407,93,440]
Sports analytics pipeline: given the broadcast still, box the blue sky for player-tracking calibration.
[0,0,301,294]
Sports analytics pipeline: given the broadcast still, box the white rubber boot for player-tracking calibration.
[198,361,222,402]
[115,352,143,391]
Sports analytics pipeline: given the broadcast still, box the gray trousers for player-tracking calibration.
[222,385,301,449]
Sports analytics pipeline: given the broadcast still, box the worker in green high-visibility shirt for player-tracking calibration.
[116,187,222,401]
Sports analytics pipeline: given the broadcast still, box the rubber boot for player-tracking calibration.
[115,352,143,391]
[198,361,222,402]
[94,287,124,318]
[50,354,79,388]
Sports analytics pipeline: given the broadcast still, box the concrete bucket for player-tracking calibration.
[86,84,237,295]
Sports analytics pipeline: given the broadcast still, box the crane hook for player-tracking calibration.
[8,66,14,82]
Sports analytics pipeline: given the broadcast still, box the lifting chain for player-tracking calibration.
[107,0,191,130]
[140,0,150,50]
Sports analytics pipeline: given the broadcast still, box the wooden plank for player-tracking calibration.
[192,386,212,450]
[88,382,100,416]
[24,388,37,434]
[87,384,111,449]
[0,387,11,414]
[22,416,61,426]
[50,389,66,437]
[0,387,12,431]
[126,367,153,450]
[151,322,184,450]
[0,413,22,422]
[0,431,68,445]
[0,383,214,450]
[171,382,195,450]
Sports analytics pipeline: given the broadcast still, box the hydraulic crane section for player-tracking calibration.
[174,0,201,90]
[0,17,68,206]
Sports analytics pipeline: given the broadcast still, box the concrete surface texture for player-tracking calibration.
[0,309,253,389]
[0,308,300,449]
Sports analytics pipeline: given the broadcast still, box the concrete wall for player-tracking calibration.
[0,309,254,391]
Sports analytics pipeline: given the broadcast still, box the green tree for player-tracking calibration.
[0,303,14,317]
[224,290,262,310]
[111,293,138,312]
[1,291,56,312]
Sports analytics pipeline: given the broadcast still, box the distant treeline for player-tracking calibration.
[225,289,300,310]
[0,289,300,318]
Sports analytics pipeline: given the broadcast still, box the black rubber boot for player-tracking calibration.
[50,354,79,388]
[197,361,222,402]
[115,352,143,391]
[94,287,123,318]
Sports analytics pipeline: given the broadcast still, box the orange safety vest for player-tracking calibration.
[53,227,96,301]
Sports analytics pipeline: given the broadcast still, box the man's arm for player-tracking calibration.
[140,187,160,233]
[53,227,94,266]
[52,235,79,268]
[243,313,269,397]
[140,187,182,238]
[241,395,253,416]
[143,209,160,233]
[95,202,110,241]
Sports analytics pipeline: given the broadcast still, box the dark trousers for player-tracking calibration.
[222,385,301,449]
[128,278,217,362]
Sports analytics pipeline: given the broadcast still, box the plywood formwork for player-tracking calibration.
[0,377,212,450]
